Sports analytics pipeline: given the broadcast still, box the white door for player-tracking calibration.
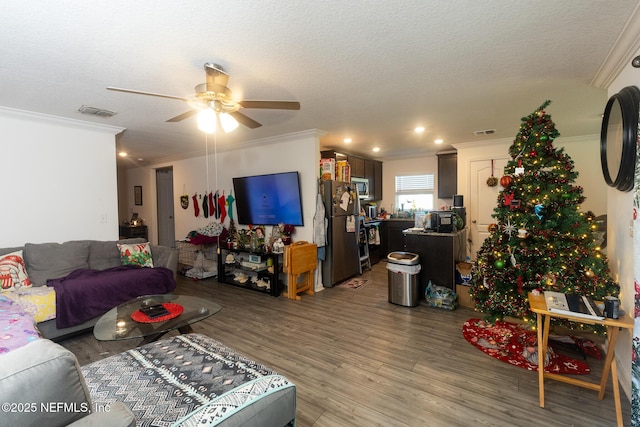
[468,158,508,259]
[156,167,175,247]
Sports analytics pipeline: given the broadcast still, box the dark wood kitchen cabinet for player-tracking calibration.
[349,156,365,177]
[437,152,457,198]
[373,160,383,201]
[320,150,383,200]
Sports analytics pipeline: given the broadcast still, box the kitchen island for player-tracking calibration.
[403,228,467,293]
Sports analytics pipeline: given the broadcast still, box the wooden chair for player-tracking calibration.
[283,241,317,300]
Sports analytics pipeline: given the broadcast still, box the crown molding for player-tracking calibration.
[139,129,326,168]
[0,106,125,135]
[591,3,640,89]
[452,138,513,151]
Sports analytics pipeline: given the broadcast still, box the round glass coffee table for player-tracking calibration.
[94,294,221,345]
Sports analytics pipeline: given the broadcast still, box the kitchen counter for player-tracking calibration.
[402,228,463,237]
[402,228,467,292]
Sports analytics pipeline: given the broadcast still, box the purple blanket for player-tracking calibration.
[47,265,176,329]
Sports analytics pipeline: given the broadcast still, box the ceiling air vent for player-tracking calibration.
[78,105,117,117]
[473,129,496,136]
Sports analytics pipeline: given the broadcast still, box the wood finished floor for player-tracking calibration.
[60,261,630,426]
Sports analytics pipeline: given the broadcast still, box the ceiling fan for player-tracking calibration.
[107,63,301,132]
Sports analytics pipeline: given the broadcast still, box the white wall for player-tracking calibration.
[119,130,322,245]
[380,155,445,214]
[380,155,433,214]
[0,107,123,246]
[603,51,640,402]
[381,134,606,217]
[454,134,607,216]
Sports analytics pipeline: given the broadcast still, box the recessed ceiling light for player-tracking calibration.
[414,126,425,133]
[344,138,352,143]
[118,151,128,157]
[372,147,380,152]
[434,139,443,144]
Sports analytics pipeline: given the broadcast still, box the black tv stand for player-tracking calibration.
[217,247,282,296]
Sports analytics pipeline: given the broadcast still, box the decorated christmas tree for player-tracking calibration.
[470,101,619,325]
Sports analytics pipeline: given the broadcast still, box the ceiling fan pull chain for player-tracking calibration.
[205,133,210,199]
[214,132,218,193]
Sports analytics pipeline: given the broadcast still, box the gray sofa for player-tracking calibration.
[0,338,137,427]
[0,237,297,426]
[0,238,178,340]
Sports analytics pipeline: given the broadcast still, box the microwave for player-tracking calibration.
[351,177,370,199]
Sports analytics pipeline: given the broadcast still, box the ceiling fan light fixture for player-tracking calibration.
[197,108,217,134]
[220,112,239,133]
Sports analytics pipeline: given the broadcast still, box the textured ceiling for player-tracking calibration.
[1,1,639,166]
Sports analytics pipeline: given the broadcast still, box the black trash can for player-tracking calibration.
[387,251,421,307]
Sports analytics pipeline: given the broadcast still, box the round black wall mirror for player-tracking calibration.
[600,85,640,192]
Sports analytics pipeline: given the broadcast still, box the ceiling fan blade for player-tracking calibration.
[238,100,301,110]
[107,86,190,102]
[166,109,198,122]
[230,111,262,129]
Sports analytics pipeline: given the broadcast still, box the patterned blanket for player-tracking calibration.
[81,334,294,427]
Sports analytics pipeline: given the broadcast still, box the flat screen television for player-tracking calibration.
[233,171,304,226]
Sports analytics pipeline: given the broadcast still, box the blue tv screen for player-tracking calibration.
[233,171,304,226]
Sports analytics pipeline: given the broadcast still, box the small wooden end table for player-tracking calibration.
[528,292,633,427]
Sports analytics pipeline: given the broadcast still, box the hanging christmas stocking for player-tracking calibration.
[202,193,209,218]
[213,191,220,219]
[192,193,200,217]
[208,192,214,218]
[218,190,227,223]
[226,191,235,220]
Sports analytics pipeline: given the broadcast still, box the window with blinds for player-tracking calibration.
[395,174,435,212]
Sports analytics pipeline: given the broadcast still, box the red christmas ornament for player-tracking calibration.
[503,192,515,207]
[530,150,537,157]
[500,175,513,188]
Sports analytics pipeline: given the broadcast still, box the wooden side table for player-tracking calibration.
[119,225,148,241]
[283,242,317,300]
[528,292,633,427]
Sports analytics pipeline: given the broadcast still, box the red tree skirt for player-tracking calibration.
[462,318,591,375]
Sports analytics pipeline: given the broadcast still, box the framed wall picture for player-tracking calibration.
[134,186,143,205]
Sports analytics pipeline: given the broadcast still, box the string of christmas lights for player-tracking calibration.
[470,101,619,333]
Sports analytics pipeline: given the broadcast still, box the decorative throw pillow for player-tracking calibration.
[117,242,154,268]
[0,250,31,292]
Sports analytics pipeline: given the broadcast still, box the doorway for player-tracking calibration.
[468,158,508,259]
[156,167,175,247]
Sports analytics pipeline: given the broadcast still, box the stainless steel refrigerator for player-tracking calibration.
[321,180,360,287]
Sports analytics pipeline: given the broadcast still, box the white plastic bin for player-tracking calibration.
[387,252,421,307]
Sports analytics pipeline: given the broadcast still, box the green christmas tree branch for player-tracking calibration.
[470,101,619,333]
